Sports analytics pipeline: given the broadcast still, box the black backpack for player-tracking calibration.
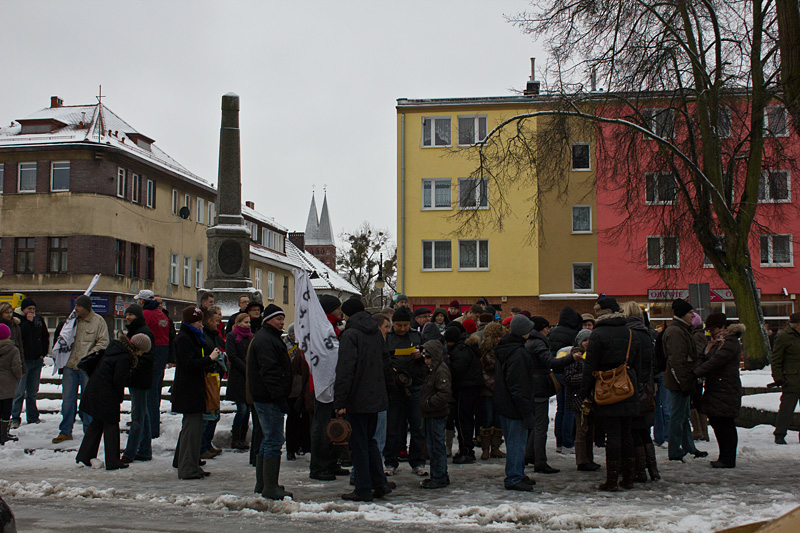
[653,329,667,374]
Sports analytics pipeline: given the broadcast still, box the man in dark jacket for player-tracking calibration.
[663,298,708,461]
[548,306,583,455]
[334,297,391,501]
[137,290,172,439]
[121,304,155,463]
[248,304,294,500]
[771,312,800,444]
[420,340,452,489]
[11,298,49,427]
[446,327,482,464]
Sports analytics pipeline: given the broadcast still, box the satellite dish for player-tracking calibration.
[179,206,190,220]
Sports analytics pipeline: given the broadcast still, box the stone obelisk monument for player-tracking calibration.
[200,93,261,317]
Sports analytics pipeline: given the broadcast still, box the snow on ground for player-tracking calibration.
[2,368,799,532]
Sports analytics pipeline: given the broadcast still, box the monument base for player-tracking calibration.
[198,287,262,320]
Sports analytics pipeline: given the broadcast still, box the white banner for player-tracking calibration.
[293,268,338,403]
[52,274,101,374]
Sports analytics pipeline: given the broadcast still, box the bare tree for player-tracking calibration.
[336,222,397,305]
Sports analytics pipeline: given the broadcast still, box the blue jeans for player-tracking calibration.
[232,401,250,429]
[123,387,151,458]
[653,374,670,445]
[254,401,285,458]
[424,416,448,483]
[499,415,527,487]
[148,346,169,438]
[59,367,91,436]
[554,375,575,448]
[12,358,44,423]
[480,395,499,428]
[200,417,219,454]
[347,412,388,496]
[668,391,697,459]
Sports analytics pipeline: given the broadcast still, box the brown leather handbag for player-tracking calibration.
[592,330,634,405]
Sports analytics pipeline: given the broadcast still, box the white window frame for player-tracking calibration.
[645,172,678,205]
[422,116,451,147]
[146,179,154,208]
[457,177,489,210]
[50,161,70,192]
[195,259,203,288]
[458,239,489,271]
[571,143,591,171]
[421,178,452,210]
[131,173,140,203]
[572,262,594,292]
[197,197,205,224]
[18,162,37,193]
[208,202,215,226]
[254,268,263,291]
[643,108,675,139]
[646,235,680,269]
[247,220,258,241]
[760,234,793,267]
[764,105,789,137]
[457,115,488,146]
[183,256,191,287]
[267,271,275,301]
[172,189,179,215]
[421,240,452,271]
[117,167,126,198]
[170,253,179,285]
[571,205,592,234]
[758,170,791,203]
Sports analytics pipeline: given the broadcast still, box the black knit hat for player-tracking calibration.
[444,326,462,344]
[341,296,365,317]
[704,312,728,330]
[124,304,144,320]
[672,298,694,317]
[262,304,285,322]
[531,316,551,332]
[75,295,93,311]
[319,294,342,314]
[597,297,620,313]
[182,306,203,324]
[392,307,412,322]
[20,297,36,310]
[245,301,264,313]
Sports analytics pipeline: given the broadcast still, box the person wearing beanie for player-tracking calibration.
[531,316,551,334]
[446,320,483,465]
[52,295,110,445]
[76,336,148,470]
[10,296,49,429]
[562,327,597,472]
[547,306,585,457]
[419,339,452,489]
[171,306,220,480]
[502,316,513,327]
[140,294,171,439]
[384,301,427,477]
[770,312,800,445]
[0,322,23,445]
[462,318,478,335]
[121,304,156,464]
[394,294,410,309]
[447,300,462,321]
[342,296,366,319]
[662,297,707,462]
[320,294,342,314]
[519,310,532,319]
[245,301,265,335]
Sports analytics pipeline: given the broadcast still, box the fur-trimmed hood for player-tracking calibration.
[727,323,746,337]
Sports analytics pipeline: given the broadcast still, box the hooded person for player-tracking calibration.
[422,308,449,342]
[121,304,156,463]
[419,339,452,489]
[446,323,483,464]
[562,328,599,471]
[548,306,584,456]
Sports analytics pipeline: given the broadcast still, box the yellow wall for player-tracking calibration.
[250,261,295,322]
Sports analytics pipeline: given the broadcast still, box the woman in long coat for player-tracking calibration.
[226,312,252,450]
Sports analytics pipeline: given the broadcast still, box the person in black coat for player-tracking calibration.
[445,328,482,464]
[121,305,155,463]
[76,335,151,470]
[548,306,583,455]
[582,297,642,492]
[248,304,293,500]
[11,297,49,426]
[171,307,220,480]
[226,312,253,450]
[693,314,743,468]
[200,307,226,459]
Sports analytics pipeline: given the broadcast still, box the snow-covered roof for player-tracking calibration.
[286,240,359,296]
[250,242,302,270]
[243,204,288,232]
[0,101,211,190]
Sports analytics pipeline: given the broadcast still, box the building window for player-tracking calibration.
[645,173,678,205]
[197,198,205,224]
[15,237,35,273]
[422,116,451,147]
[172,189,179,215]
[170,254,179,285]
[458,239,489,270]
[117,168,126,198]
[267,271,275,301]
[129,244,139,278]
[262,228,272,248]
[254,268,262,291]
[131,173,140,203]
[195,259,203,288]
[571,143,591,170]
[146,180,155,208]
[51,161,70,191]
[643,108,675,139]
[647,236,679,268]
[184,194,191,219]
[18,162,37,193]
[422,240,451,270]
[458,177,488,209]
[422,179,452,209]
[247,221,259,241]
[718,106,732,138]
[572,263,593,292]
[760,234,793,266]
[275,234,285,253]
[457,115,487,145]
[765,105,788,137]
[283,275,289,304]
[572,205,592,233]
[145,247,155,281]
[758,170,790,203]
[183,256,191,287]
[115,240,126,275]
[703,235,725,268]
[208,202,215,226]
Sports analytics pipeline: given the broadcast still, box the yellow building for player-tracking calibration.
[396,91,598,318]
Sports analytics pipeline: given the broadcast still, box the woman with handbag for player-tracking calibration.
[200,307,225,459]
[582,297,642,492]
[622,302,660,482]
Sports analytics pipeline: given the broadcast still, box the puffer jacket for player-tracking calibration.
[526,329,576,399]
[694,324,744,418]
[771,325,800,394]
[0,340,23,400]
[448,333,483,391]
[663,317,706,394]
[420,340,452,418]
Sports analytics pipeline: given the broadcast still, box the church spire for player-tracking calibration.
[304,193,320,241]
[317,190,335,246]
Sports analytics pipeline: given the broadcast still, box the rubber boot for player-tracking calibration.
[599,460,620,491]
[480,428,492,460]
[634,446,647,482]
[619,457,636,489]
[491,427,506,458]
[445,430,454,458]
[255,455,264,493]
[643,442,661,481]
[2,420,17,442]
[261,456,293,500]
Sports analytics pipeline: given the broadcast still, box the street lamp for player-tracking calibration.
[375,253,385,309]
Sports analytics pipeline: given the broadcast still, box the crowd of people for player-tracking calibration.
[1,290,799,503]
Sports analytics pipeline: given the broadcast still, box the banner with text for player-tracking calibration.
[53,274,101,374]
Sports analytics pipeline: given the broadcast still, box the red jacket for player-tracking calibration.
[143,306,171,346]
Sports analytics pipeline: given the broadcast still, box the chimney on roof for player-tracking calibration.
[289,232,306,250]
[50,96,64,108]
[523,58,540,96]
[245,200,255,209]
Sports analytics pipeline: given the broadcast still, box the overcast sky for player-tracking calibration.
[2,0,543,243]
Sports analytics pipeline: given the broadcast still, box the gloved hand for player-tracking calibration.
[523,412,536,430]
[691,313,703,327]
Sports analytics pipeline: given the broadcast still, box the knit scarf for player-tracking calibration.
[185,323,205,345]
[232,324,253,343]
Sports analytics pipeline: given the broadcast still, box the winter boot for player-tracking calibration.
[643,442,661,481]
[0,421,8,445]
[261,456,293,500]
[254,455,264,493]
[491,427,506,458]
[480,428,492,460]
[445,430,454,458]
[599,461,620,491]
[634,446,647,482]
[619,458,636,490]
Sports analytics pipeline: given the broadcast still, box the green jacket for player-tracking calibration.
[771,326,800,393]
